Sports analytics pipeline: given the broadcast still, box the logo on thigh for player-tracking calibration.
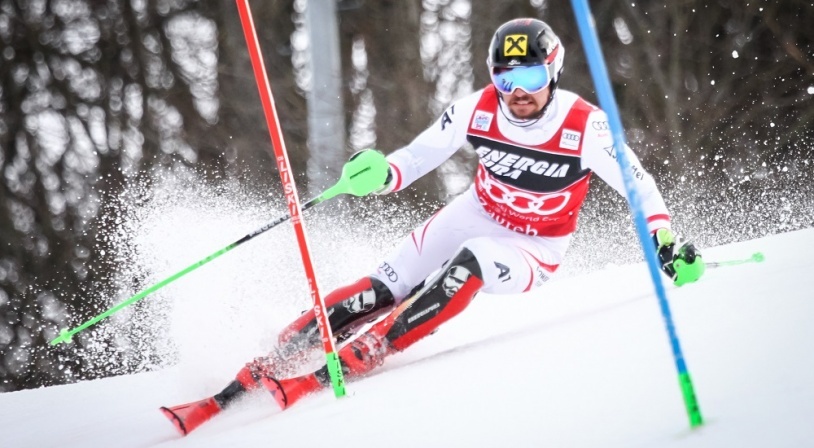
[495,261,511,282]
[378,262,399,283]
[534,266,551,287]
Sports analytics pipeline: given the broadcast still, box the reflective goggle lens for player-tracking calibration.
[490,65,551,95]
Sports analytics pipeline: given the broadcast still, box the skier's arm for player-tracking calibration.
[581,110,704,285]
[379,91,482,193]
[580,110,671,233]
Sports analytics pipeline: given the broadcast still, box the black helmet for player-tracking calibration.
[487,18,565,88]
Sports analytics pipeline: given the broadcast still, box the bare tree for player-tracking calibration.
[0,0,233,391]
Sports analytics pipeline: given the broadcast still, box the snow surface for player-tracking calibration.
[2,228,813,448]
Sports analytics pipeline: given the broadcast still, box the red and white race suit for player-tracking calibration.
[373,86,671,301]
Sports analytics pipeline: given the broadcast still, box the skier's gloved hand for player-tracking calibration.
[653,228,705,286]
[348,149,396,195]
[346,149,394,196]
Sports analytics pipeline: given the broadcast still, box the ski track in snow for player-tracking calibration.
[2,229,814,448]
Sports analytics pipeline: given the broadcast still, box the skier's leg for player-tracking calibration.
[329,245,483,378]
[214,240,473,413]
[470,233,570,295]
[369,191,497,302]
[212,193,529,410]
[235,277,396,389]
[247,192,485,378]
[330,231,571,379]
[252,192,493,377]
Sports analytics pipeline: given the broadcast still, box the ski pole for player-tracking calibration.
[706,252,764,269]
[49,150,389,346]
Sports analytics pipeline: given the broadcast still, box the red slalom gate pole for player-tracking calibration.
[235,0,346,398]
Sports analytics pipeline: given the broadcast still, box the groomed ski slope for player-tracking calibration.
[2,228,813,448]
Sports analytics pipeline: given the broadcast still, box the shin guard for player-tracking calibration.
[385,247,484,351]
[336,248,484,378]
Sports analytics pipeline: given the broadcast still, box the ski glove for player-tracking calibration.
[348,149,396,195]
[653,228,705,286]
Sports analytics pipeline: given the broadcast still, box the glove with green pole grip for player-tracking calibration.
[349,149,397,195]
[654,228,705,286]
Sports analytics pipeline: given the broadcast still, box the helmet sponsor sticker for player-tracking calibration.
[504,34,528,57]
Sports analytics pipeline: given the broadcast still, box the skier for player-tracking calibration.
[161,18,705,435]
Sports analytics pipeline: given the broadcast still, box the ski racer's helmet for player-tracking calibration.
[487,18,565,97]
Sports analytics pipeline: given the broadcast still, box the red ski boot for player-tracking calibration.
[255,330,394,410]
[255,333,395,412]
[338,330,395,377]
[160,397,221,436]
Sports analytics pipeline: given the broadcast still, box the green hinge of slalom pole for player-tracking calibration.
[679,372,704,428]
[325,351,346,398]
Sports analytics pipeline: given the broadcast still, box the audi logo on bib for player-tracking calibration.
[476,168,571,215]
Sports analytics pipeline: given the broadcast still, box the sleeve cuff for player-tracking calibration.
[647,214,671,234]
[389,163,403,192]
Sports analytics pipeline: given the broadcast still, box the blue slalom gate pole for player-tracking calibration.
[569,0,703,427]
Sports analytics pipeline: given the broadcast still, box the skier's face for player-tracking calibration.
[501,87,550,119]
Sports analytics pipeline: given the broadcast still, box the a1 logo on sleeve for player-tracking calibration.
[440,105,455,130]
[559,129,582,150]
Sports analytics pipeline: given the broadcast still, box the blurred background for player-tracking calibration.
[0,0,812,392]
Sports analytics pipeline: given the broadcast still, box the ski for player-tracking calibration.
[159,368,326,436]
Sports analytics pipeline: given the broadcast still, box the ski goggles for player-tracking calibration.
[490,65,552,95]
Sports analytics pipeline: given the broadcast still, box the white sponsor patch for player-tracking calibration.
[559,129,582,150]
[472,110,494,131]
